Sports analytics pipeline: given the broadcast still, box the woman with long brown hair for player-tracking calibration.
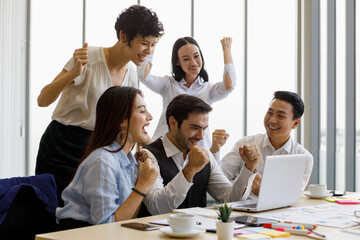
[35,5,163,206]
[56,86,158,230]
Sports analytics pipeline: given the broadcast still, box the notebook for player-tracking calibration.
[229,154,306,212]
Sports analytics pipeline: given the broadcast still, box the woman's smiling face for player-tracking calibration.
[127,94,153,144]
[177,43,202,81]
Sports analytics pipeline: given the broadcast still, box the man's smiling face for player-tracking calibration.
[263,99,300,146]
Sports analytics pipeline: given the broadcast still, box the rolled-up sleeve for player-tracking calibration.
[209,63,236,103]
[206,153,256,203]
[83,159,120,224]
[221,139,244,180]
[143,161,193,215]
[302,153,314,190]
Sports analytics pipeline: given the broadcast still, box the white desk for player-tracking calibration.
[36,195,360,240]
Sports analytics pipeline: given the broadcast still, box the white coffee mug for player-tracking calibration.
[309,184,327,195]
[167,214,196,233]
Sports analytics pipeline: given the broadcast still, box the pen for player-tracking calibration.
[275,227,311,236]
[283,221,317,229]
[263,223,301,229]
[309,229,326,238]
[306,233,327,239]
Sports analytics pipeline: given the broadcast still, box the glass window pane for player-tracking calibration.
[85,0,136,46]
[194,0,245,155]
[335,0,346,191]
[247,0,297,136]
[319,0,327,185]
[29,0,83,175]
[138,1,192,138]
[356,1,360,192]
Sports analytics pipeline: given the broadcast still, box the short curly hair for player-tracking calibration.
[115,5,164,46]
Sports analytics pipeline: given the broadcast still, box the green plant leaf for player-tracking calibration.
[216,201,233,222]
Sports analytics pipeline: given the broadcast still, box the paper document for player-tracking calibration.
[256,204,360,228]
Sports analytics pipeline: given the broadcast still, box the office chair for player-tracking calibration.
[0,174,58,240]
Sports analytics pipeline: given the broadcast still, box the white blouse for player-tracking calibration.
[137,54,236,150]
[52,47,138,130]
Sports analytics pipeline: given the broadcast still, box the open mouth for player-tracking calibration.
[188,138,200,146]
[267,124,280,130]
[142,123,150,134]
[138,54,147,62]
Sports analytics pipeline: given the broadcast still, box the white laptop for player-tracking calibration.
[229,154,306,212]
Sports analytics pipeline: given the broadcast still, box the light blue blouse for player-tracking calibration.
[56,141,138,225]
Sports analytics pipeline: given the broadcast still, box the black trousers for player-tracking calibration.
[35,120,92,206]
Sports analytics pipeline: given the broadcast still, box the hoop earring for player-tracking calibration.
[117,128,127,145]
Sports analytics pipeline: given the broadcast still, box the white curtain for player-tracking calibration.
[0,0,27,177]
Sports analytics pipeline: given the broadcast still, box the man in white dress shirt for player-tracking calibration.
[220,91,313,197]
[142,94,259,215]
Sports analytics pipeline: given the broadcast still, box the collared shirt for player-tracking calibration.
[221,133,314,196]
[137,54,236,151]
[143,134,255,215]
[56,141,138,225]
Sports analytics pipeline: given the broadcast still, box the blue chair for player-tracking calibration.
[0,174,58,240]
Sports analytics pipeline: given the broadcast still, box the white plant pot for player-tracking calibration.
[216,220,234,240]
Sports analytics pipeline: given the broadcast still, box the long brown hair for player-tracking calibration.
[79,86,142,164]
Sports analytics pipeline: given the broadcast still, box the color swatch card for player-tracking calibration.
[259,230,290,238]
[335,199,360,204]
[326,198,358,203]
[245,227,269,233]
[237,233,270,239]
[233,229,254,236]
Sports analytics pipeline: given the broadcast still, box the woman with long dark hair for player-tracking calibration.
[35,5,163,206]
[56,86,158,229]
[138,36,235,155]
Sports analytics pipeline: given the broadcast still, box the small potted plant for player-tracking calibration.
[216,202,234,240]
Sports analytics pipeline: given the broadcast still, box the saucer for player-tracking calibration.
[159,226,206,238]
[303,191,332,199]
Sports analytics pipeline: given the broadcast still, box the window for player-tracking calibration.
[29,0,83,174]
[356,1,360,192]
[335,0,346,191]
[247,0,297,136]
[137,0,192,140]
[85,0,136,46]
[319,0,327,185]
[194,0,245,155]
